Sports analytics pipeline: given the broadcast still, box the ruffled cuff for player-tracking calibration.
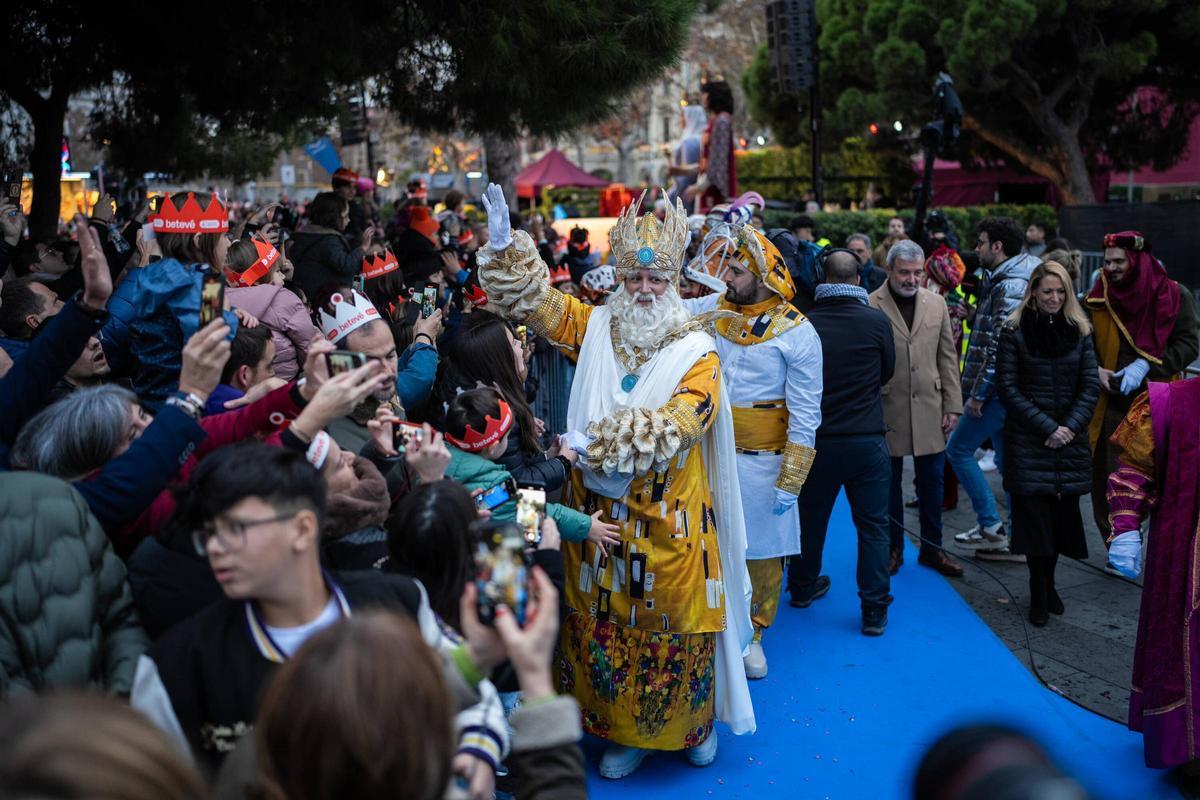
[585,397,701,476]
[476,229,550,320]
[775,441,816,494]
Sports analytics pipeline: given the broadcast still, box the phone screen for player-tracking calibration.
[472,523,530,626]
[392,421,424,453]
[515,487,546,545]
[421,286,437,318]
[199,274,224,326]
[325,350,367,376]
[476,481,512,510]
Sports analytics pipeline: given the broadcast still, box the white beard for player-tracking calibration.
[608,283,691,355]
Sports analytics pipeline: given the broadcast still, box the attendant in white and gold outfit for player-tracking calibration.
[683,222,822,679]
[476,185,754,780]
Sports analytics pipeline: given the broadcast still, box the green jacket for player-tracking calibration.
[445,446,592,543]
[0,473,148,695]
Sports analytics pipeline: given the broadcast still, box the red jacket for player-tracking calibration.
[118,382,303,551]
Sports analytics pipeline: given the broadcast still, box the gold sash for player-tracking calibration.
[732,401,788,452]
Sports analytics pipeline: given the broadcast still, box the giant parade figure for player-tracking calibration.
[476,184,754,779]
[682,216,822,678]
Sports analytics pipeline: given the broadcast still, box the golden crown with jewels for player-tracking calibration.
[609,191,690,282]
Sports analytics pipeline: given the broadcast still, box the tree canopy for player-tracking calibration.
[747,0,1200,205]
[2,0,706,236]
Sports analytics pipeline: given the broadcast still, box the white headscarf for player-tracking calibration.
[681,105,708,141]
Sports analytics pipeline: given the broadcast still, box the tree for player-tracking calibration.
[4,1,706,236]
[1,1,400,238]
[377,0,705,198]
[814,0,1200,205]
[587,87,653,184]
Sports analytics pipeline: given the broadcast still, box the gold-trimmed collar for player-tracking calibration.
[714,297,806,345]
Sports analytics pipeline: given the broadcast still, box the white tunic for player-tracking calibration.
[684,294,824,559]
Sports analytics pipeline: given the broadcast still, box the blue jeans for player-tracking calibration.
[945,397,1005,529]
[889,453,945,555]
[789,434,892,609]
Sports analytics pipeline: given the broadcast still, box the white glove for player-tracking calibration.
[480,183,512,251]
[1115,358,1150,395]
[562,430,591,458]
[772,488,799,516]
[1108,530,1142,578]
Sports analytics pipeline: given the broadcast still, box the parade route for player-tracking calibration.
[586,494,1172,799]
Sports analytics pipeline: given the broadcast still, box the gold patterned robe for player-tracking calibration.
[478,231,749,750]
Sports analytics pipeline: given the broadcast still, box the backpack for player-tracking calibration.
[767,228,824,298]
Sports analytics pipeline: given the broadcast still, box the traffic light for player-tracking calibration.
[340,97,366,146]
[868,122,880,136]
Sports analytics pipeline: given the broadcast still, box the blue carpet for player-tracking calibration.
[585,495,1174,799]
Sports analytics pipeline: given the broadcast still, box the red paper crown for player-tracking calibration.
[549,263,573,286]
[150,192,229,234]
[462,284,489,307]
[228,236,279,287]
[362,250,400,280]
[444,399,513,453]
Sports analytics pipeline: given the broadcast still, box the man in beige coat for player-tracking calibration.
[869,239,964,577]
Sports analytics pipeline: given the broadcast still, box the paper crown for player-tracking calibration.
[362,250,400,280]
[150,192,230,234]
[318,290,381,343]
[444,399,513,453]
[228,236,279,287]
[549,263,573,286]
[610,190,689,281]
[462,283,489,307]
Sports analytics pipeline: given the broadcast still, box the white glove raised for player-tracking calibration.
[480,183,513,251]
[1115,358,1150,396]
[772,488,799,516]
[1108,530,1142,578]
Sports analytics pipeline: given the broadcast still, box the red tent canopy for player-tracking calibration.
[515,149,607,199]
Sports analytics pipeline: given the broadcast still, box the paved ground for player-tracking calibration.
[898,457,1142,724]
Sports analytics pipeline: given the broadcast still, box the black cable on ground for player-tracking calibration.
[888,513,1131,726]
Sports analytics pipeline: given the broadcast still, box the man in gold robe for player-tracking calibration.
[477,184,754,779]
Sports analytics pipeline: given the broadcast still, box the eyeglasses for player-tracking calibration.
[192,510,300,556]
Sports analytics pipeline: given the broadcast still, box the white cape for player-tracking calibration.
[566,305,756,735]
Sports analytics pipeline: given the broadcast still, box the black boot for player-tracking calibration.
[1046,554,1064,615]
[1028,557,1049,627]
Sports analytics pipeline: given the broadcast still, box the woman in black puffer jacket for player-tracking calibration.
[996,261,1099,627]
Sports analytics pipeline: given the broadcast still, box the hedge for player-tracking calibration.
[760,204,1059,249]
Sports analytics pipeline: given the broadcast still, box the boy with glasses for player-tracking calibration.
[132,442,509,782]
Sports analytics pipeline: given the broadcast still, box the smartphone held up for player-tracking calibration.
[199,272,224,327]
[324,350,368,376]
[391,421,424,454]
[472,522,531,626]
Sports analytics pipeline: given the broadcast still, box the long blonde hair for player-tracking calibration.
[1008,260,1092,334]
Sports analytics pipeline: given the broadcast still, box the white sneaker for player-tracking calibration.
[954,524,1008,550]
[743,641,767,679]
[599,744,651,779]
[978,451,997,472]
[686,731,718,767]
